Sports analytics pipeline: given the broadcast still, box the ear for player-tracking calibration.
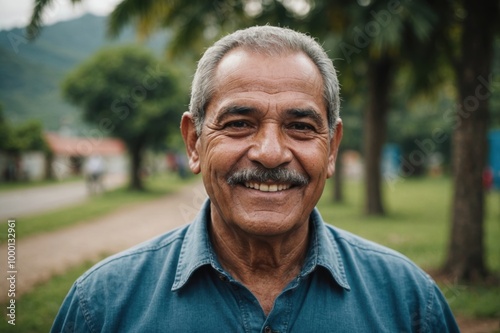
[180,112,201,174]
[327,119,343,178]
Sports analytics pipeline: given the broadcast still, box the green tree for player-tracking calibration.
[0,107,46,154]
[62,45,185,190]
[0,104,48,180]
[441,0,500,281]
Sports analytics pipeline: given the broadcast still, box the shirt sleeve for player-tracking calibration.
[51,283,93,333]
[424,282,461,333]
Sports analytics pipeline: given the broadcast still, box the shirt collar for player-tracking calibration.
[171,200,217,291]
[305,208,350,290]
[172,200,350,291]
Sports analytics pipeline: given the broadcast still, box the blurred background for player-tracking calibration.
[0,0,499,332]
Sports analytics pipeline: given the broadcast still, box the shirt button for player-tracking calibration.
[264,326,272,333]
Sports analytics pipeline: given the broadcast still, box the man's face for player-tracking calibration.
[182,48,342,237]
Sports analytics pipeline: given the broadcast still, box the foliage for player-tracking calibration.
[0,105,47,153]
[62,45,183,143]
[62,45,187,189]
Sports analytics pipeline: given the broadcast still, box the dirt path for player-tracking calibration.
[0,180,207,302]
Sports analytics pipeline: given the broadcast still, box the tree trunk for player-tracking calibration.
[363,55,393,215]
[129,145,145,191]
[332,151,343,202]
[443,0,497,281]
[45,152,54,180]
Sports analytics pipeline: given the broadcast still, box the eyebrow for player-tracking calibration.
[286,108,325,127]
[214,105,257,124]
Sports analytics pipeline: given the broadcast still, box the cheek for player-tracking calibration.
[294,143,330,177]
[201,138,247,177]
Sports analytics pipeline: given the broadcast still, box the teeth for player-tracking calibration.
[244,182,290,192]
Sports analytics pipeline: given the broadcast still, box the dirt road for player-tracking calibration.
[0,180,206,302]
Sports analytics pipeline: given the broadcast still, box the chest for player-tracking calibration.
[98,271,421,333]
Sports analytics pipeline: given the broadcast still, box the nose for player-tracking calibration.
[247,123,293,169]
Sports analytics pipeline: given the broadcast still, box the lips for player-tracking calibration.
[244,182,292,192]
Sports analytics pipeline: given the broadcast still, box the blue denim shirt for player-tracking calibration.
[51,200,459,332]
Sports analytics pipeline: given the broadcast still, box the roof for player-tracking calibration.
[44,132,126,156]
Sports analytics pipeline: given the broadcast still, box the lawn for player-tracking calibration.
[0,260,97,333]
[0,176,498,331]
[0,176,83,192]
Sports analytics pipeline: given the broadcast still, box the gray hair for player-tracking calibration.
[189,25,340,136]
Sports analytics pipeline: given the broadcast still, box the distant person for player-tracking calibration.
[84,155,104,194]
[51,26,459,332]
[175,152,189,179]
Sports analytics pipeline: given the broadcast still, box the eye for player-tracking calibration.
[225,120,249,128]
[289,122,315,131]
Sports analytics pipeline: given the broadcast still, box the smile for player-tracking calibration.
[244,182,291,192]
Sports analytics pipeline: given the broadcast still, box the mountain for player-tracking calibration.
[0,14,171,131]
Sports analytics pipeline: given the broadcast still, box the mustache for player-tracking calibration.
[226,167,309,186]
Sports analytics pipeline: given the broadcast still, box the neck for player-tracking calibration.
[209,210,310,315]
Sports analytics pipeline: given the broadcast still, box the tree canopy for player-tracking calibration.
[0,105,47,153]
[62,45,186,190]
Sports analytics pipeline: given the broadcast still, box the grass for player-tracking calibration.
[0,172,198,243]
[0,176,83,192]
[0,176,498,331]
[318,176,500,320]
[0,260,97,333]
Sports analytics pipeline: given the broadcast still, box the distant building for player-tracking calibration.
[44,132,128,180]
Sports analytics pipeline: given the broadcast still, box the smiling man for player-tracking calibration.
[51,26,459,332]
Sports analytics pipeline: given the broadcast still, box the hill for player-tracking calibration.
[0,14,170,131]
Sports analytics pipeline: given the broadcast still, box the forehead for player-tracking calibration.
[215,47,322,86]
[208,47,326,112]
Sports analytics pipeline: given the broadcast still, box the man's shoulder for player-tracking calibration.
[77,224,190,286]
[324,224,432,282]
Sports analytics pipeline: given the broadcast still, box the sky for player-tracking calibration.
[0,0,122,31]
